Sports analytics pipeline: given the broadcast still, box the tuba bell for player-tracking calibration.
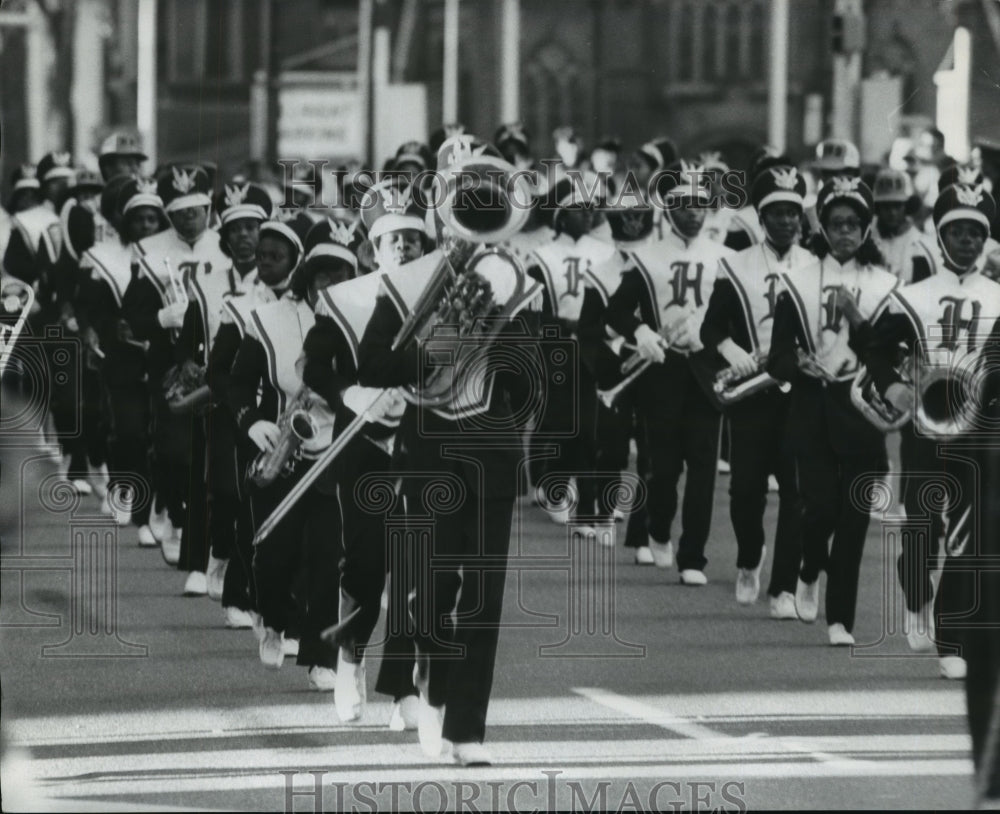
[912,354,984,439]
[0,277,36,376]
[850,342,913,432]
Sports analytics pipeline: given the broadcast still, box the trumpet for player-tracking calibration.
[713,351,791,405]
[596,334,672,409]
[0,278,36,376]
[248,385,322,488]
[163,258,188,308]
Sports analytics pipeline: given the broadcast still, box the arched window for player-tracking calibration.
[523,41,586,148]
[667,0,768,89]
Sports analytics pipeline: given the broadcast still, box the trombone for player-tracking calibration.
[0,278,36,376]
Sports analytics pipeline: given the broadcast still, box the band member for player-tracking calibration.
[766,176,897,645]
[78,176,167,546]
[525,179,617,532]
[227,218,343,687]
[604,160,734,584]
[357,135,541,766]
[303,189,425,723]
[123,165,228,574]
[177,182,276,608]
[871,169,937,284]
[701,164,812,615]
[858,183,1000,679]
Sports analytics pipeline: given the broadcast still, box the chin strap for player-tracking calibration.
[936,230,978,275]
[818,219,872,261]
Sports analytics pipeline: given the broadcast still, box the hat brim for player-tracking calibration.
[260,221,304,257]
[937,209,991,233]
[369,214,427,242]
[756,191,804,211]
[123,194,165,213]
[305,243,359,272]
[165,193,212,213]
[220,204,269,225]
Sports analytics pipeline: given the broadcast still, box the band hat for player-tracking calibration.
[698,151,730,173]
[816,175,874,222]
[99,175,135,221]
[429,123,467,162]
[872,168,914,203]
[37,151,75,182]
[937,163,984,193]
[393,140,431,171]
[653,159,712,206]
[99,131,147,161]
[213,182,273,225]
[260,219,307,263]
[119,176,166,214]
[605,204,655,244]
[814,138,861,171]
[70,169,104,193]
[12,164,40,192]
[933,183,996,234]
[158,165,213,213]
[750,165,806,212]
[637,137,678,172]
[494,122,531,154]
[304,216,365,271]
[359,178,428,241]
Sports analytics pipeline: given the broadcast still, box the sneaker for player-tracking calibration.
[717,459,731,474]
[206,555,227,601]
[183,571,207,596]
[828,623,855,646]
[335,654,365,722]
[136,525,157,547]
[259,627,284,669]
[282,637,299,657]
[649,540,674,568]
[308,666,337,692]
[99,494,114,517]
[634,546,655,565]
[388,695,420,731]
[769,592,798,620]
[735,547,765,605]
[767,474,779,493]
[90,464,110,500]
[71,479,93,496]
[547,506,571,525]
[224,606,254,629]
[417,694,445,757]
[613,509,626,523]
[904,606,936,652]
[680,569,708,586]
[251,612,266,643]
[114,486,135,526]
[795,578,819,623]
[939,656,967,680]
[160,527,181,565]
[453,741,493,767]
[149,506,171,543]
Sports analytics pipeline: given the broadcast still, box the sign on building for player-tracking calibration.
[276,72,363,162]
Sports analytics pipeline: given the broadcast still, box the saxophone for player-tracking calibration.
[248,386,321,488]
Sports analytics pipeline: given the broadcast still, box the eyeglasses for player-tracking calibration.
[826,217,862,232]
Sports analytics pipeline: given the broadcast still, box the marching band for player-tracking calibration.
[3,121,1000,780]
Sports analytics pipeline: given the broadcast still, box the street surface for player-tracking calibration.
[0,443,975,811]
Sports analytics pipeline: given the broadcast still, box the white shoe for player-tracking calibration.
[828,623,855,646]
[206,555,227,601]
[308,666,337,692]
[795,578,819,623]
[114,486,135,526]
[149,506,171,543]
[137,524,157,547]
[71,478,93,496]
[717,459,731,474]
[548,506,570,525]
[334,654,365,721]
[453,741,493,767]
[769,592,798,620]
[259,627,284,668]
[634,546,655,565]
[99,494,114,517]
[939,656,967,680]
[904,606,936,652]
[160,526,181,565]
[90,464,110,499]
[183,571,207,596]
[613,509,625,523]
[649,540,674,568]
[680,569,708,586]
[282,637,299,657]
[388,695,420,731]
[767,474,779,493]
[251,612,266,643]
[735,546,765,605]
[223,606,254,629]
[417,694,445,757]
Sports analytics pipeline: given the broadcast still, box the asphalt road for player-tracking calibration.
[0,440,977,812]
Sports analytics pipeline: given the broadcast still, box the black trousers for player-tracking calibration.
[638,353,721,570]
[375,493,418,702]
[178,415,209,574]
[623,394,650,549]
[225,441,259,613]
[106,380,153,526]
[727,390,801,596]
[250,469,342,669]
[407,482,514,745]
[150,388,192,528]
[324,436,394,663]
[792,388,886,633]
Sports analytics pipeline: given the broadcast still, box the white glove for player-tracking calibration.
[633,323,666,364]
[669,314,704,353]
[247,420,281,453]
[885,382,915,414]
[157,301,187,329]
[342,386,406,426]
[718,339,758,378]
[816,328,853,378]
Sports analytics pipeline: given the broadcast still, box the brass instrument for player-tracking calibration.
[912,356,983,439]
[0,278,36,376]
[713,351,791,405]
[163,258,189,308]
[248,385,322,488]
[596,334,672,409]
[851,343,913,432]
[251,151,529,545]
[163,359,211,414]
